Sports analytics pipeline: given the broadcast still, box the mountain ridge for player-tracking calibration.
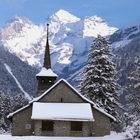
[0,9,117,77]
[2,9,140,97]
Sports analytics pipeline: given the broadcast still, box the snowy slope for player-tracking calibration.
[0,47,37,97]
[51,9,80,24]
[0,9,117,78]
[0,132,125,140]
[110,21,140,48]
[0,16,45,66]
[4,63,32,100]
[84,16,117,37]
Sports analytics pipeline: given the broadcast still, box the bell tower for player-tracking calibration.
[36,24,57,96]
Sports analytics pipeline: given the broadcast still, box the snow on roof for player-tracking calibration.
[36,67,58,77]
[31,102,94,121]
[32,79,116,121]
[7,104,30,119]
[7,79,116,121]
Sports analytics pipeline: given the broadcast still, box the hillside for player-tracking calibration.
[0,47,37,98]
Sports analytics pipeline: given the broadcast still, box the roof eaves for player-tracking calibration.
[7,104,30,119]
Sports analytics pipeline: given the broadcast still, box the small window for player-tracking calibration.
[71,121,82,131]
[61,98,63,102]
[42,121,54,131]
[41,79,45,83]
[25,124,31,130]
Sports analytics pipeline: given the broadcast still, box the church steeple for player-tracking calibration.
[43,23,51,69]
[36,23,57,96]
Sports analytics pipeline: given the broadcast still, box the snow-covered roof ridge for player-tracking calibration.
[36,67,58,77]
[7,78,116,121]
[7,104,30,119]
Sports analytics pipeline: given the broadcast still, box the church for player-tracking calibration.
[7,24,116,137]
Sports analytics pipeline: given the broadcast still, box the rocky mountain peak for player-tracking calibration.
[110,21,140,45]
[0,16,34,40]
[51,9,80,24]
[85,15,105,23]
[83,15,118,37]
[7,16,32,28]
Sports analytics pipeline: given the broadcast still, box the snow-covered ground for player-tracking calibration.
[0,132,125,140]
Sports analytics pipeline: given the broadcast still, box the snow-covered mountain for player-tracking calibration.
[0,9,117,79]
[108,22,140,107]
[1,9,140,98]
[110,21,140,48]
[84,16,117,37]
[68,21,140,87]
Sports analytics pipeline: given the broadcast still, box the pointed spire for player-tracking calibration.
[43,23,51,69]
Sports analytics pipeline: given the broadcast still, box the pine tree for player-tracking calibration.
[126,58,140,115]
[80,35,118,116]
[124,58,140,139]
[0,92,28,132]
[0,92,11,131]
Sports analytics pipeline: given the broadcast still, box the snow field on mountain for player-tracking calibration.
[84,16,117,37]
[53,9,80,24]
[57,43,73,64]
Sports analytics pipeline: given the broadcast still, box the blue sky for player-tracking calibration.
[0,0,140,28]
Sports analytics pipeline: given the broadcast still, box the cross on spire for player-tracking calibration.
[43,23,51,69]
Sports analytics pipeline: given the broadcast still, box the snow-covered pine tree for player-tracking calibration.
[126,58,140,115]
[125,58,140,139]
[0,92,11,131]
[80,35,118,117]
[125,117,140,140]
[0,92,28,132]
